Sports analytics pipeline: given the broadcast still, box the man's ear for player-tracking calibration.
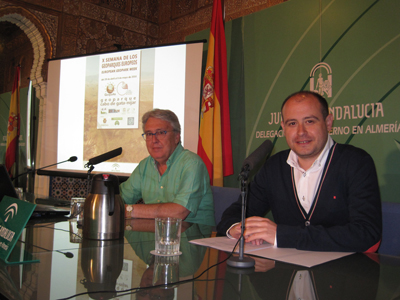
[325,114,334,131]
[175,132,181,144]
[281,120,285,133]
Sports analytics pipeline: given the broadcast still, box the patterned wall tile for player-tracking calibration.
[50,176,89,200]
[148,0,159,23]
[113,13,148,35]
[131,0,148,20]
[171,0,198,19]
[81,2,116,24]
[63,0,82,15]
[122,30,147,48]
[158,0,172,24]
[100,0,131,13]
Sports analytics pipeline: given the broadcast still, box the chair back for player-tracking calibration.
[211,186,241,226]
[379,202,400,256]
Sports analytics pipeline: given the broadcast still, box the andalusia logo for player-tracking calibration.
[310,62,332,98]
[4,203,18,222]
[111,163,120,172]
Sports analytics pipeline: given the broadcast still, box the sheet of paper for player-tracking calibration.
[190,235,273,252]
[190,236,354,268]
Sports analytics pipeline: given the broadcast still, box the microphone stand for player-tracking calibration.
[85,163,95,196]
[227,170,255,268]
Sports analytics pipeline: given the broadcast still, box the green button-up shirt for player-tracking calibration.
[120,143,215,225]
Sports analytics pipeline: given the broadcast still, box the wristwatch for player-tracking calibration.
[126,205,133,212]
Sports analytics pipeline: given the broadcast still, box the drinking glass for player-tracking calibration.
[154,218,182,255]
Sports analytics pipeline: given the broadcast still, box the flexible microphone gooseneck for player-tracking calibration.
[228,140,274,269]
[13,156,78,181]
[37,156,78,170]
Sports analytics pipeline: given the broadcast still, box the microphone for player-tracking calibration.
[13,156,78,180]
[36,156,78,171]
[86,147,122,166]
[239,140,273,180]
[69,156,78,162]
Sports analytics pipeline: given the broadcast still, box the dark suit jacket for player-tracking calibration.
[217,143,382,252]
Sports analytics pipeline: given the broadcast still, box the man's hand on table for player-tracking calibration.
[229,216,277,245]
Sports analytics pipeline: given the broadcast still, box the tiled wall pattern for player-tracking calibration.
[49,176,89,200]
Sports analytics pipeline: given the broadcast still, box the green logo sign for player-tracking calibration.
[0,196,38,264]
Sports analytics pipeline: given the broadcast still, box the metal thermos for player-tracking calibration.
[83,173,124,240]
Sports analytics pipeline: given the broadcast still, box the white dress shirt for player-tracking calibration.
[286,135,334,213]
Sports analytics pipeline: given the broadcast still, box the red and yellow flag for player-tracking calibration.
[197,0,233,186]
[5,66,21,177]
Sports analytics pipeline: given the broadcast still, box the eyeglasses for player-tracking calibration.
[142,130,172,141]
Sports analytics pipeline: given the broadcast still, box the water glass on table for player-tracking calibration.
[154,218,182,255]
[14,187,23,200]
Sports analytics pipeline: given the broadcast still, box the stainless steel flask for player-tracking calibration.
[83,173,124,240]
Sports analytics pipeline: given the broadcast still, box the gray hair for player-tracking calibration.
[142,109,181,133]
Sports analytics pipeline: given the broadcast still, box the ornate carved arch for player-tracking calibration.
[0,6,53,194]
[0,6,52,101]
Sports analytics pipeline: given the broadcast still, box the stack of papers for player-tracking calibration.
[189,236,353,267]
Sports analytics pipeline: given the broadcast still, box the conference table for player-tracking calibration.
[1,217,400,300]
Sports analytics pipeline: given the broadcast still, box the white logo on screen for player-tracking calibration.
[4,203,18,222]
[310,63,332,98]
[111,163,120,172]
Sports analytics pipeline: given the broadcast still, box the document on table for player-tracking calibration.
[189,236,354,268]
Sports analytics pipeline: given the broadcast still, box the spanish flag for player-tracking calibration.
[5,66,21,177]
[197,0,233,186]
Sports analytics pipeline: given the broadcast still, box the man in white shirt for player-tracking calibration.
[217,91,382,252]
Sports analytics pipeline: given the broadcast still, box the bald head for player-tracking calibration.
[281,91,329,122]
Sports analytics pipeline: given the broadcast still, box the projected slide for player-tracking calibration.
[97,50,141,129]
[45,42,203,175]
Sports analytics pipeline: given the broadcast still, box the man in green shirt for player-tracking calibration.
[120,109,215,226]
